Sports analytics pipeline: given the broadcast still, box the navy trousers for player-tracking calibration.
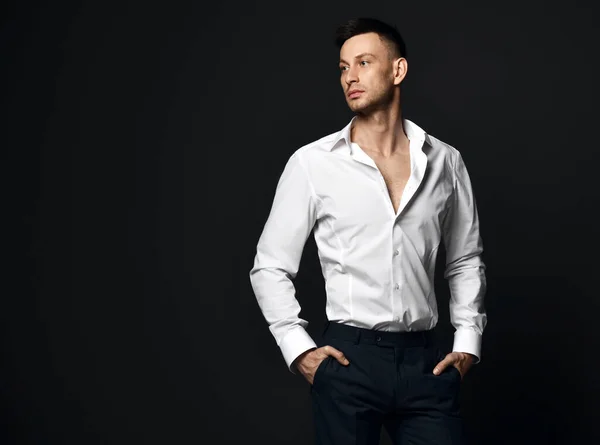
[310,321,467,445]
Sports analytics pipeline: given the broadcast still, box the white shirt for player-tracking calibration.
[250,117,487,374]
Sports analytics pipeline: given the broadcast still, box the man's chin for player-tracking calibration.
[347,99,365,109]
[347,102,371,113]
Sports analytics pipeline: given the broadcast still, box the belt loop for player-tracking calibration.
[354,328,360,345]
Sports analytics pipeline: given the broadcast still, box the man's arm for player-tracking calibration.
[442,150,488,364]
[249,151,319,374]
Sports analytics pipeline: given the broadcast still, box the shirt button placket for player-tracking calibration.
[392,245,400,321]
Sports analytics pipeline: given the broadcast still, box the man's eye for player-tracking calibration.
[360,60,369,66]
[340,66,348,72]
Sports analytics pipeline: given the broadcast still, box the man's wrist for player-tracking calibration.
[293,347,316,371]
[461,352,477,364]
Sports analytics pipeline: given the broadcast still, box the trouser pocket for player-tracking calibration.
[312,355,332,388]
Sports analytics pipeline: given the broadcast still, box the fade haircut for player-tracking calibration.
[334,17,407,61]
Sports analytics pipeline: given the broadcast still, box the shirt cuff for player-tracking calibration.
[280,327,318,375]
[452,328,482,364]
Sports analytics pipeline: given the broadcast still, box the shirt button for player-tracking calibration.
[394,283,400,290]
[376,336,382,342]
[393,249,399,256]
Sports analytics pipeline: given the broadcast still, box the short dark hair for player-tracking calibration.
[334,17,407,60]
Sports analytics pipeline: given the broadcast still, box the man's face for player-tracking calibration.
[339,32,397,114]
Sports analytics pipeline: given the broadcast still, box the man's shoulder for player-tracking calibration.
[296,130,340,155]
[285,129,341,165]
[405,118,458,158]
[426,132,461,159]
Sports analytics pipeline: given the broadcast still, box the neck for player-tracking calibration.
[350,107,409,158]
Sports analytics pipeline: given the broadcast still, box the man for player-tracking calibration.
[249,17,487,445]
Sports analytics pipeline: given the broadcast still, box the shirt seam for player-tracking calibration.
[295,151,321,208]
[441,149,459,225]
[451,149,459,192]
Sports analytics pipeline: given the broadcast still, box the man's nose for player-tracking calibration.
[345,66,359,84]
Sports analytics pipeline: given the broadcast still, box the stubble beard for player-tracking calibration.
[347,88,393,116]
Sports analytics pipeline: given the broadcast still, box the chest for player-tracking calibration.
[374,153,411,213]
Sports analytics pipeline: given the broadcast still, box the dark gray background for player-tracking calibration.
[5,1,599,444]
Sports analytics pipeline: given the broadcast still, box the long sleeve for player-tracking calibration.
[442,151,488,364]
[249,151,319,374]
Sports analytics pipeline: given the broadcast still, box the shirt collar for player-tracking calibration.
[328,116,431,152]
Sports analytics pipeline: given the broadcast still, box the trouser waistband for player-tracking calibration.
[322,321,435,348]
